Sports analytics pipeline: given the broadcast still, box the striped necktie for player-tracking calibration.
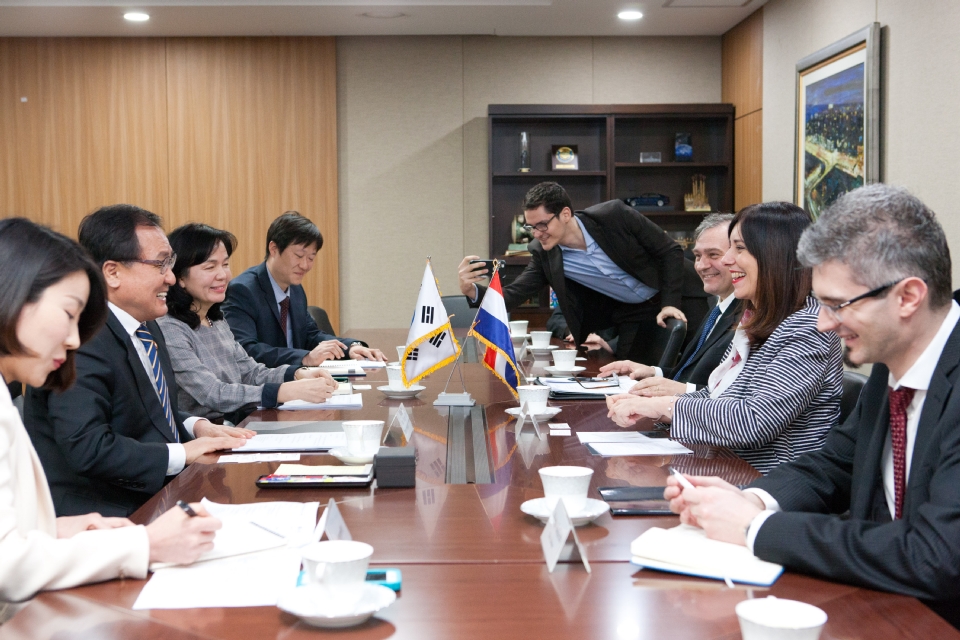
[134,323,180,442]
[673,305,723,381]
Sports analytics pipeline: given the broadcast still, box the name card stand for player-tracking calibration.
[314,498,352,542]
[515,402,543,438]
[540,499,591,574]
[387,403,416,445]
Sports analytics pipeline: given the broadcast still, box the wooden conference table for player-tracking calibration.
[3,330,956,640]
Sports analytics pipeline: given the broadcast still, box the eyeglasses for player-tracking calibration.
[522,213,559,234]
[818,278,904,319]
[129,253,177,275]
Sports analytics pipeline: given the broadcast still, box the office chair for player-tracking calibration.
[840,370,868,423]
[628,318,687,370]
[441,295,479,329]
[307,306,336,335]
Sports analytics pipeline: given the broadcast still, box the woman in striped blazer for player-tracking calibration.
[606,202,843,474]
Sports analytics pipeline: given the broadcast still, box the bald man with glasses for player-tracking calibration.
[459,181,688,361]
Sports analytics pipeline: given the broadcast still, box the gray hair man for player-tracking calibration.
[599,213,742,393]
[663,184,960,629]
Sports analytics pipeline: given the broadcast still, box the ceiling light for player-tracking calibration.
[361,11,407,19]
[618,10,644,20]
[123,12,150,22]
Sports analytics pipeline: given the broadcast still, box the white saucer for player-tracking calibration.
[329,447,376,465]
[575,357,586,361]
[278,583,396,629]
[543,365,586,377]
[377,384,425,399]
[520,497,610,526]
[505,406,562,421]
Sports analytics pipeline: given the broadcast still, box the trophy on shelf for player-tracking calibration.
[506,214,533,256]
[684,174,711,212]
[519,132,531,172]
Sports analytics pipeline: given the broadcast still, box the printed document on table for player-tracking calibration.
[277,394,363,410]
[237,432,347,452]
[589,441,693,456]
[536,377,635,396]
[134,547,302,609]
[577,432,655,444]
[200,498,320,542]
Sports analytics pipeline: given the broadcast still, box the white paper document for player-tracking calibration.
[201,498,320,542]
[577,431,654,444]
[277,394,363,410]
[237,432,347,452]
[218,453,301,463]
[536,377,634,396]
[589,441,693,456]
[134,547,302,610]
[356,361,387,369]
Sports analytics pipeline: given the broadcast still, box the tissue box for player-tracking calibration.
[375,445,417,488]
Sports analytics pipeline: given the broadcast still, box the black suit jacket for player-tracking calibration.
[665,298,742,387]
[475,200,690,344]
[24,312,193,517]
[750,320,960,626]
[222,262,362,368]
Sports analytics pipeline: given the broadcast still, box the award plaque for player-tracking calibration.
[551,145,579,171]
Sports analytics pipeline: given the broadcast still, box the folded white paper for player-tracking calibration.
[236,432,347,452]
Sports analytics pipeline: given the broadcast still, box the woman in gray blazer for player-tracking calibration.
[0,219,218,613]
[607,202,843,474]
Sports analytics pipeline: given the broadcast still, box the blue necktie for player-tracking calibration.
[135,323,180,442]
[672,305,723,381]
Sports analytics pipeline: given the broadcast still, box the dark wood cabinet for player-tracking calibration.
[488,104,734,327]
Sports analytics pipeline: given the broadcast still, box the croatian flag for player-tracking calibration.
[470,271,520,397]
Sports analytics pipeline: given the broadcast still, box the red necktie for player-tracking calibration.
[279,297,290,344]
[888,386,915,519]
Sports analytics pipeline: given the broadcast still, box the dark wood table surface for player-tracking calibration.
[4,329,956,639]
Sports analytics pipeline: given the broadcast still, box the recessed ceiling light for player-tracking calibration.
[361,11,407,19]
[618,10,644,20]
[124,12,150,22]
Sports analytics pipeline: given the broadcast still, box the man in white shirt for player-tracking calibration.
[599,213,741,392]
[664,185,960,628]
[25,205,251,517]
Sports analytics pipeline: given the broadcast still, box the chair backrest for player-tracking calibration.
[841,370,869,423]
[628,318,687,370]
[307,305,336,335]
[442,295,479,329]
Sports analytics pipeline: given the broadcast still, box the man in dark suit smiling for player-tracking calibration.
[222,211,384,368]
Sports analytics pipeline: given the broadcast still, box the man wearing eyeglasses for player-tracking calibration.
[25,205,252,517]
[663,184,960,629]
[458,182,687,360]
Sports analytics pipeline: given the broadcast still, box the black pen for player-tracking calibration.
[177,499,199,517]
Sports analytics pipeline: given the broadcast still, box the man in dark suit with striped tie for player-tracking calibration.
[599,213,741,393]
[665,185,960,629]
[25,205,252,517]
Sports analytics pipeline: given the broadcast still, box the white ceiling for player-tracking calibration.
[0,0,766,37]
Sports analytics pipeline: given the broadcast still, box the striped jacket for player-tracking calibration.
[671,297,842,474]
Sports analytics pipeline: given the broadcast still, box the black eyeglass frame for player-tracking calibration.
[521,212,560,234]
[819,278,905,317]
[127,253,178,275]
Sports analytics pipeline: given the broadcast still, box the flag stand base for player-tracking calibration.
[433,392,476,407]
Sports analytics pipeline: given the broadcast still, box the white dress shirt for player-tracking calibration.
[745,301,960,551]
[108,303,201,475]
[654,293,737,392]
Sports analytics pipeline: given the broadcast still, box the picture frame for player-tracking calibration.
[795,23,881,217]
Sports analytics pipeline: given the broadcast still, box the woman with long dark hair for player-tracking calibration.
[606,202,843,473]
[157,223,336,423]
[0,218,219,613]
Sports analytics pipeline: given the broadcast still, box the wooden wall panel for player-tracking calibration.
[734,109,762,210]
[165,37,339,329]
[721,8,763,117]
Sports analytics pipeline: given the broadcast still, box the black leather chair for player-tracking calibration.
[841,370,868,423]
[441,295,478,329]
[307,305,336,336]
[628,318,687,371]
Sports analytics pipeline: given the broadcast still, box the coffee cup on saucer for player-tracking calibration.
[735,596,827,640]
[517,384,550,413]
[509,320,529,336]
[342,420,384,457]
[300,540,374,611]
[552,349,577,369]
[386,364,406,390]
[530,331,553,348]
[538,466,594,514]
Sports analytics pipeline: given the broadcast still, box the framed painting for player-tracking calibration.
[795,23,881,217]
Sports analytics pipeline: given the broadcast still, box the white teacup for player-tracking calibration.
[552,349,577,369]
[517,384,550,414]
[301,540,373,612]
[509,320,529,336]
[530,331,553,348]
[736,597,827,640]
[386,364,406,390]
[342,420,383,457]
[539,466,593,515]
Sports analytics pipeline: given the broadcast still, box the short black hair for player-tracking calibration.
[166,223,238,330]
[0,218,108,391]
[264,211,323,259]
[522,182,572,215]
[78,204,163,266]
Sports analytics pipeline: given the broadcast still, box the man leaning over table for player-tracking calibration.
[25,205,253,517]
[222,211,385,368]
[664,184,960,629]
